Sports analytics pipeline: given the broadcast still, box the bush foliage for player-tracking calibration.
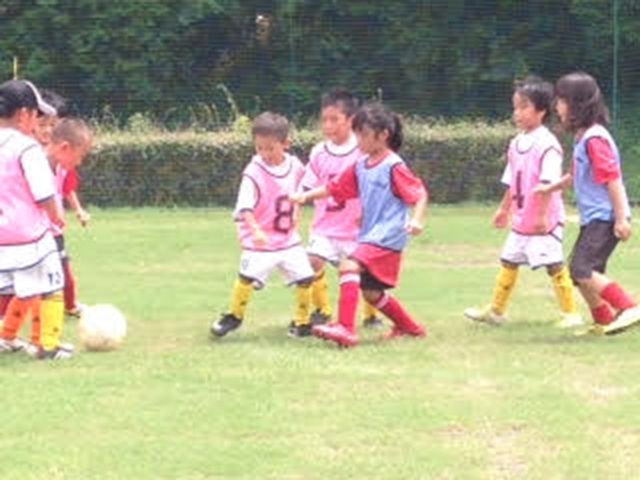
[82,121,517,207]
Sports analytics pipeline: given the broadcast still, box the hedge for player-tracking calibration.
[81,121,517,207]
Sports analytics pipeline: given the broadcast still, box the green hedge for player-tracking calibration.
[81,122,516,207]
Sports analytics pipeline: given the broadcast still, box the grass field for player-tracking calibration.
[2,206,640,480]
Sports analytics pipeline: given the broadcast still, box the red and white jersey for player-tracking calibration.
[503,125,565,234]
[0,128,55,245]
[235,153,305,251]
[301,135,363,241]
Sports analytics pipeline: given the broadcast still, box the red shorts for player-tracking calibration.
[350,243,403,288]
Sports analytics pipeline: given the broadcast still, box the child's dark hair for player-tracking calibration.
[0,80,55,118]
[514,76,554,121]
[41,89,70,118]
[251,111,289,142]
[352,102,403,152]
[321,88,359,117]
[555,72,610,131]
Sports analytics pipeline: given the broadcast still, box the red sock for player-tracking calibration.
[374,292,424,333]
[338,273,360,333]
[0,294,11,317]
[600,283,636,311]
[591,303,615,325]
[62,259,77,311]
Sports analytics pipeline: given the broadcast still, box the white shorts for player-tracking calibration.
[307,234,357,266]
[0,250,64,298]
[0,231,58,271]
[500,226,565,269]
[239,245,314,288]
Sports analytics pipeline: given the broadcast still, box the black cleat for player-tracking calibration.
[310,309,331,325]
[363,316,385,329]
[211,313,242,337]
[287,322,313,338]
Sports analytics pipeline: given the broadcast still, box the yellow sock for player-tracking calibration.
[294,282,312,326]
[491,265,519,315]
[311,269,331,316]
[550,266,578,314]
[362,300,379,320]
[40,293,64,351]
[229,277,254,319]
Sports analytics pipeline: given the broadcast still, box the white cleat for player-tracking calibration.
[464,306,507,325]
[603,305,640,335]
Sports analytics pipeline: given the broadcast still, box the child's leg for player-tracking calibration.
[40,292,65,351]
[62,258,78,312]
[491,262,519,315]
[366,289,425,335]
[292,279,313,327]
[547,263,579,315]
[2,296,40,340]
[310,255,331,318]
[336,260,362,333]
[228,276,254,320]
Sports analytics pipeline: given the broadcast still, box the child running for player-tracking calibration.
[291,102,427,347]
[464,76,583,328]
[211,112,315,338]
[302,88,384,329]
[539,72,640,335]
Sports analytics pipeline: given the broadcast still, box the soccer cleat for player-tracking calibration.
[363,316,385,329]
[310,309,331,325]
[287,322,313,338]
[603,305,640,335]
[312,323,358,347]
[383,325,426,340]
[36,343,74,360]
[210,313,242,337]
[555,313,585,329]
[463,306,507,325]
[0,337,29,353]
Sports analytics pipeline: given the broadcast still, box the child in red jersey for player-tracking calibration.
[291,103,427,347]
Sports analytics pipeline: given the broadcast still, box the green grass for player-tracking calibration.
[3,206,640,480]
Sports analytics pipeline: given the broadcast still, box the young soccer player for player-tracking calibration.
[291,102,427,347]
[302,88,384,329]
[539,72,640,335]
[0,79,64,355]
[464,76,582,328]
[37,90,90,318]
[211,112,315,338]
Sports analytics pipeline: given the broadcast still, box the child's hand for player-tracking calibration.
[493,209,509,229]
[76,209,91,227]
[614,218,632,241]
[288,192,306,204]
[253,228,269,247]
[533,183,552,195]
[405,219,424,236]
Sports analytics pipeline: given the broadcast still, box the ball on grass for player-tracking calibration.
[78,304,127,352]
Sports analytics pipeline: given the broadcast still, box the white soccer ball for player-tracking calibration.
[78,304,127,352]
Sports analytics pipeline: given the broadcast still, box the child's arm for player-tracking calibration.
[493,189,511,229]
[535,173,573,194]
[240,210,268,247]
[39,197,64,229]
[66,191,91,227]
[608,179,632,241]
[289,185,329,204]
[406,191,428,235]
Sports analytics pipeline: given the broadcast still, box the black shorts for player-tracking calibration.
[569,220,619,281]
[359,270,393,291]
